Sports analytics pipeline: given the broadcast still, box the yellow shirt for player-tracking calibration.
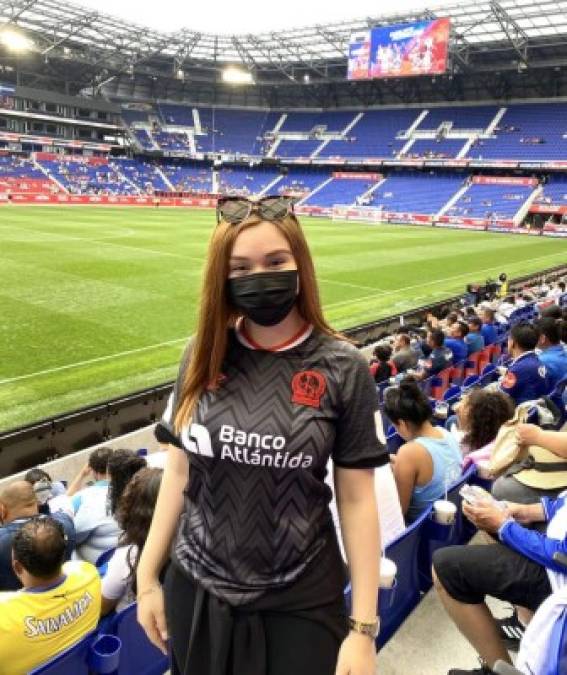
[0,561,101,675]
[499,280,509,298]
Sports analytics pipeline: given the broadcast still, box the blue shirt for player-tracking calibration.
[445,338,468,364]
[500,351,549,405]
[538,345,567,389]
[407,429,462,522]
[481,323,498,346]
[0,513,75,591]
[423,347,453,376]
[465,331,485,356]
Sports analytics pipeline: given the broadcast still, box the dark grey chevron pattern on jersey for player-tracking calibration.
[166,329,387,605]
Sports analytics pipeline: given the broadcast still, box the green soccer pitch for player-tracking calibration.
[1,205,566,432]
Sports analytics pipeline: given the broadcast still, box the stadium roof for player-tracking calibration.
[1,0,567,79]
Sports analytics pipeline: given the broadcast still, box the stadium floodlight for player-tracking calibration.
[222,67,254,84]
[0,29,33,52]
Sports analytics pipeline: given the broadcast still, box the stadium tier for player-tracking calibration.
[275,139,323,158]
[445,181,536,221]
[369,173,465,214]
[404,138,466,159]
[38,158,137,195]
[162,162,213,192]
[537,175,567,207]
[469,102,567,161]
[416,105,499,131]
[117,101,567,164]
[217,165,281,195]
[301,175,378,207]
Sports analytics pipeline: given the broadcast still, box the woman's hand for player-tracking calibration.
[335,631,376,675]
[136,584,168,655]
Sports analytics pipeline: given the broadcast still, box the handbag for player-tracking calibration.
[488,406,530,477]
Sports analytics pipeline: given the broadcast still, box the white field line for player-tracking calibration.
[0,337,188,387]
[0,223,206,264]
[318,278,387,293]
[324,249,567,311]
[1,243,565,388]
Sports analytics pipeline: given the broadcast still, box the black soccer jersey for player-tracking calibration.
[157,324,387,605]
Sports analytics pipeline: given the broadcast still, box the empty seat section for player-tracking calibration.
[446,182,534,220]
[369,174,464,214]
[320,109,419,159]
[469,103,567,160]
[407,138,466,159]
[302,178,374,207]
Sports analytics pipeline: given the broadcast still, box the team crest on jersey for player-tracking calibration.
[291,370,327,408]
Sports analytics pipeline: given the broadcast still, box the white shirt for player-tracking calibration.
[101,544,137,611]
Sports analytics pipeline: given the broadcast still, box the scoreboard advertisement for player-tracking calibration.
[348,18,451,80]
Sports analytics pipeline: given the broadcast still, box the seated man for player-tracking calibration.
[67,447,120,564]
[0,481,75,591]
[416,329,453,379]
[433,491,566,675]
[392,333,419,372]
[536,317,567,389]
[445,321,469,364]
[499,323,549,405]
[480,308,499,346]
[465,317,485,356]
[0,517,101,675]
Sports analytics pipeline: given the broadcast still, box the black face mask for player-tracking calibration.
[227,270,298,327]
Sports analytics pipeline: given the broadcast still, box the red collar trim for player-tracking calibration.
[237,320,312,352]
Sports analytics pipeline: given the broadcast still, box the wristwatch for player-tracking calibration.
[348,617,380,639]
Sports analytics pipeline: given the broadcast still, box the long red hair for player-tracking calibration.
[174,213,345,431]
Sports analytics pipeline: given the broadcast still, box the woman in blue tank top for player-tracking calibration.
[384,379,462,522]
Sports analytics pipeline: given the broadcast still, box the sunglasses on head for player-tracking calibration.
[216,195,295,226]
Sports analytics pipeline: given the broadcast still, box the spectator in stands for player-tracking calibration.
[454,389,515,456]
[101,468,163,615]
[480,308,499,346]
[433,486,567,674]
[465,317,485,356]
[369,345,397,384]
[0,517,101,675]
[536,317,567,388]
[67,447,120,565]
[445,321,469,364]
[0,481,75,591]
[384,380,461,522]
[392,333,419,372]
[499,323,549,405]
[491,422,567,510]
[540,303,562,320]
[107,449,147,516]
[24,468,67,514]
[416,329,453,379]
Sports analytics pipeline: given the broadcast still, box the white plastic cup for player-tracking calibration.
[379,557,397,589]
[433,499,457,525]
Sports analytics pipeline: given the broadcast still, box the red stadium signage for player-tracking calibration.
[472,176,539,187]
[530,204,567,215]
[0,194,217,208]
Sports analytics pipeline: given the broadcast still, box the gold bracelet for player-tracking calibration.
[136,584,161,602]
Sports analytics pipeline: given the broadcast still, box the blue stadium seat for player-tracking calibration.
[109,603,169,675]
[376,505,433,648]
[30,632,121,675]
[462,375,480,389]
[418,465,478,591]
[443,385,461,402]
